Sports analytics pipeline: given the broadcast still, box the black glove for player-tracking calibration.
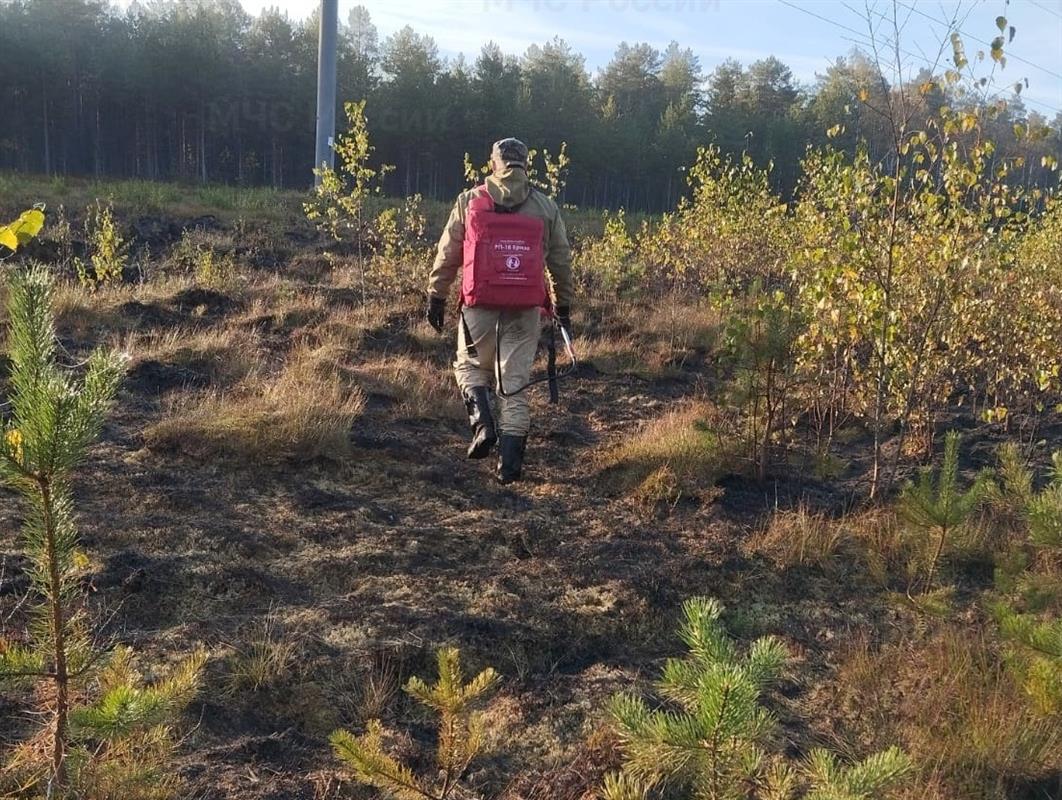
[555,306,573,339]
[427,296,446,333]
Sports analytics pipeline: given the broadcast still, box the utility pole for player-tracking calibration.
[314,0,338,186]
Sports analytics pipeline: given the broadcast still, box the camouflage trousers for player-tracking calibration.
[454,306,542,436]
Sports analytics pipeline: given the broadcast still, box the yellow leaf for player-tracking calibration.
[0,208,46,253]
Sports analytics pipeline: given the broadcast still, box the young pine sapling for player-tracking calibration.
[331,646,499,800]
[0,265,204,798]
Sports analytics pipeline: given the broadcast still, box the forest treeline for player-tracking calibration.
[1,0,1060,211]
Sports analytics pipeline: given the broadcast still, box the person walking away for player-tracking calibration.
[425,138,573,484]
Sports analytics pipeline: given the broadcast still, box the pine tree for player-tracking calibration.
[990,445,1062,715]
[993,442,1034,513]
[601,598,912,800]
[1028,452,1062,550]
[331,646,499,800]
[898,431,992,603]
[0,264,205,797]
[603,597,788,800]
[993,606,1062,714]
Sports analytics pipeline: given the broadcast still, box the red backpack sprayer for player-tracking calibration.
[461,184,578,404]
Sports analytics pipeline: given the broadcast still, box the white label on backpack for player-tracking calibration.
[494,239,532,255]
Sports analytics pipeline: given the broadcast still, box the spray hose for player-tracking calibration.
[495,314,578,402]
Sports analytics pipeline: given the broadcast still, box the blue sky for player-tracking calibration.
[142,0,1062,116]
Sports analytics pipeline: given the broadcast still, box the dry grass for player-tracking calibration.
[127,325,260,387]
[144,341,364,462]
[226,612,298,695]
[642,301,720,357]
[580,302,718,379]
[311,306,373,352]
[597,401,733,504]
[353,651,403,724]
[844,508,917,587]
[836,630,1062,799]
[239,285,330,332]
[752,505,846,569]
[579,333,666,378]
[750,505,950,577]
[49,276,194,339]
[351,354,460,420]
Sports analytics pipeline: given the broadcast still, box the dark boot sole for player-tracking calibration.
[467,432,497,459]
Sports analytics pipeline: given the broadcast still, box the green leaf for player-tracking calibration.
[996,15,1007,32]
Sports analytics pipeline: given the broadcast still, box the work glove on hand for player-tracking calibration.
[427,296,446,333]
[555,306,573,340]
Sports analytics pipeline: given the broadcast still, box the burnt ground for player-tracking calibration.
[1,244,1059,799]
[0,285,882,798]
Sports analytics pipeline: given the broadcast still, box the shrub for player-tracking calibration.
[304,100,392,245]
[0,207,46,256]
[534,140,570,201]
[789,114,1052,494]
[575,210,644,297]
[637,146,789,295]
[76,199,128,288]
[366,193,432,296]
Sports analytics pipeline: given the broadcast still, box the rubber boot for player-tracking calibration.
[497,434,527,484]
[463,386,497,459]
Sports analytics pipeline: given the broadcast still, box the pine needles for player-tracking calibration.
[990,444,1062,715]
[898,431,992,605]
[331,646,499,800]
[602,597,912,800]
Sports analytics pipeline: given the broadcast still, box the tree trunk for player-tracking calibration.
[40,479,69,793]
[42,80,51,175]
[94,102,102,177]
[199,100,208,183]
